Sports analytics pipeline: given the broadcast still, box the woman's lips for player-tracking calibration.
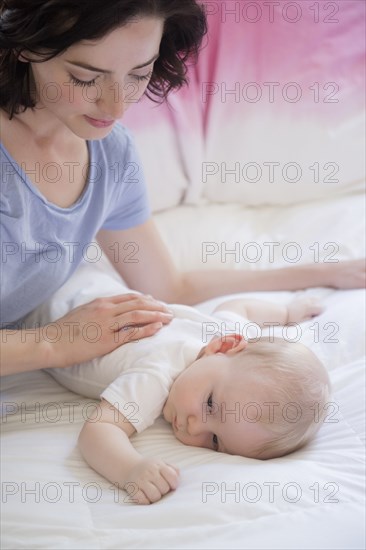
[84,115,115,128]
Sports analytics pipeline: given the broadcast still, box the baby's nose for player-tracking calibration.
[186,415,202,437]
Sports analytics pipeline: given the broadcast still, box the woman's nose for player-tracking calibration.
[98,83,126,120]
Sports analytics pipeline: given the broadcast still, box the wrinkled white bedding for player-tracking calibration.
[1,194,365,549]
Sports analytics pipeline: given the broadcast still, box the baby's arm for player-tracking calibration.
[213,297,323,326]
[78,400,179,505]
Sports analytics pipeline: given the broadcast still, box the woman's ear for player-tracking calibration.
[15,49,41,63]
[203,334,247,356]
[12,51,30,64]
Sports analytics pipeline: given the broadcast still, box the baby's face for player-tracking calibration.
[162,350,270,457]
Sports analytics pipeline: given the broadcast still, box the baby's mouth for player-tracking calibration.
[173,416,186,434]
[173,415,178,431]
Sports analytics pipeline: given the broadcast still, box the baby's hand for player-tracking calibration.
[287,297,324,324]
[123,458,180,505]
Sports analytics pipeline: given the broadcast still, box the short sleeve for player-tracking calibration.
[101,365,171,433]
[101,125,151,230]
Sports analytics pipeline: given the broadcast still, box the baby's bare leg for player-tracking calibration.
[213,297,323,327]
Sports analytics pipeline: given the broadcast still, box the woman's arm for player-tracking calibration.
[0,328,55,375]
[0,294,173,376]
[78,400,179,505]
[213,297,323,327]
[97,219,366,304]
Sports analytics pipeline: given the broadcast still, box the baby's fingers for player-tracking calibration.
[136,467,180,504]
[151,464,179,498]
[287,297,324,323]
[139,466,179,504]
[124,479,168,505]
[301,297,324,319]
[141,480,170,504]
[124,481,150,505]
[161,463,180,491]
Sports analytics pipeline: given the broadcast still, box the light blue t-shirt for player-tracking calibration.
[0,123,151,328]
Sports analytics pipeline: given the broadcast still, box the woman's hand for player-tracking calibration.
[321,259,366,289]
[46,293,174,368]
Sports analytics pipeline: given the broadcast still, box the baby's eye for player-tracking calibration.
[212,434,218,451]
[207,393,213,409]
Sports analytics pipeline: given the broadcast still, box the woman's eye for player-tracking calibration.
[212,434,218,451]
[132,71,153,82]
[69,75,97,88]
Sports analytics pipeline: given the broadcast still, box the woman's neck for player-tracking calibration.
[1,106,78,150]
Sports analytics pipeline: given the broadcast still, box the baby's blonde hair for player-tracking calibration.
[232,336,331,459]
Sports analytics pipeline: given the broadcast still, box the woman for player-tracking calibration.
[0,0,364,376]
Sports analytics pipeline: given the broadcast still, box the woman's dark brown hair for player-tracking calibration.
[0,0,207,118]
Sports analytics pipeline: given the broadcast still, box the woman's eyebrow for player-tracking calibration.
[65,53,160,74]
[132,53,160,69]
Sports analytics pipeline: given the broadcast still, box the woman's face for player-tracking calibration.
[28,17,164,138]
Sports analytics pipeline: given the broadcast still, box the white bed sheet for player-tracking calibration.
[1,289,365,549]
[1,195,365,549]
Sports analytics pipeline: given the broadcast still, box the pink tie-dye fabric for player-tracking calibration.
[123,0,365,209]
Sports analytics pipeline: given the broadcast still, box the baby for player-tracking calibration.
[68,289,330,505]
[26,264,330,505]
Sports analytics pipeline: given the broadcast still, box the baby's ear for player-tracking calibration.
[204,334,247,356]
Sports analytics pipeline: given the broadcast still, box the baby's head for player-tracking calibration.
[162,334,331,459]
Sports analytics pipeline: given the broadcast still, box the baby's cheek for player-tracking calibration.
[174,431,192,446]
[162,399,171,422]
[168,378,183,404]
[174,430,208,449]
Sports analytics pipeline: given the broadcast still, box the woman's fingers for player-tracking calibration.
[112,322,163,345]
[113,308,173,330]
[52,293,174,365]
[104,293,172,315]
[108,292,149,304]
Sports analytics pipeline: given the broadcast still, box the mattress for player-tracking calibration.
[1,194,365,549]
[2,0,365,545]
